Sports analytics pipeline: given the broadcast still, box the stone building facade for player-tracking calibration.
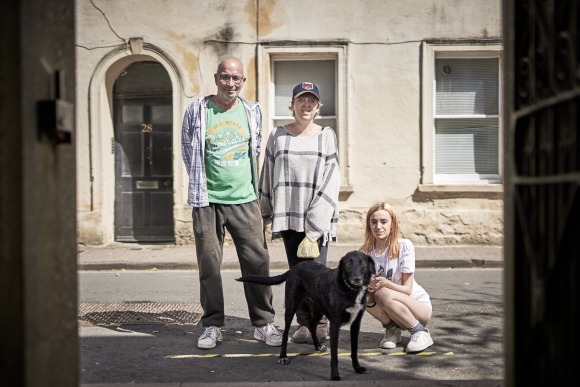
[75,0,503,246]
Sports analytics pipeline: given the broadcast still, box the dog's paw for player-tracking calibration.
[331,375,342,381]
[355,366,370,374]
[316,344,328,352]
[278,357,290,365]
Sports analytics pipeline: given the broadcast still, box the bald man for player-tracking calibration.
[182,57,281,349]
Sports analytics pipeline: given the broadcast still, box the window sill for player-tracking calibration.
[414,184,503,200]
[418,184,503,193]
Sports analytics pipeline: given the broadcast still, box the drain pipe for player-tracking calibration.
[255,0,260,103]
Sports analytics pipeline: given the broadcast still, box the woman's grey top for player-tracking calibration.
[259,125,340,243]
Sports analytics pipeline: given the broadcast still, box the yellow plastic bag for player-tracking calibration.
[297,236,319,258]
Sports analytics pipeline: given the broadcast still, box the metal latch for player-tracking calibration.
[37,70,73,144]
[37,99,73,143]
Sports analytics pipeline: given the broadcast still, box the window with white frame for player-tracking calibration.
[422,44,502,185]
[272,57,337,134]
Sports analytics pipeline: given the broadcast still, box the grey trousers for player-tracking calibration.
[192,200,275,327]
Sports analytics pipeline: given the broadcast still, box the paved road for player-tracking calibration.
[79,268,503,384]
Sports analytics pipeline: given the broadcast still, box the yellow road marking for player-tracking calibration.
[223,354,252,357]
[167,355,199,359]
[168,351,453,359]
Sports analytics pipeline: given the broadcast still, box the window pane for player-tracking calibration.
[436,58,499,115]
[435,118,498,174]
[122,105,143,123]
[274,60,336,117]
[115,62,172,94]
[151,105,172,124]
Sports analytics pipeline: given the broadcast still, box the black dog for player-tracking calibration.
[236,251,375,381]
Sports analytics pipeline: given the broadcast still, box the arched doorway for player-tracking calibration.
[113,61,174,242]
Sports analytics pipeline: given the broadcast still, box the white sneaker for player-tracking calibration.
[380,326,402,349]
[198,326,222,349]
[406,329,433,353]
[254,323,283,347]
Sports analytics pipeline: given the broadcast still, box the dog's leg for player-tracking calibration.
[308,309,327,352]
[350,311,370,374]
[279,283,300,366]
[278,307,294,365]
[328,319,342,381]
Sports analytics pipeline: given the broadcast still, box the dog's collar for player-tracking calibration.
[342,274,359,291]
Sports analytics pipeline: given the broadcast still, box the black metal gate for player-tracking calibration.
[504,1,580,385]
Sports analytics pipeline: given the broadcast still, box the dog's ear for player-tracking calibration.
[366,255,376,277]
[338,255,346,274]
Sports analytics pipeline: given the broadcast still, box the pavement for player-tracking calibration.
[77,242,503,271]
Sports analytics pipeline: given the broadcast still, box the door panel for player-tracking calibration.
[121,192,144,228]
[114,96,174,242]
[151,132,172,176]
[121,132,144,177]
[151,192,174,227]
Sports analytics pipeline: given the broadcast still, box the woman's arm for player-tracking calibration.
[304,130,341,241]
[368,272,414,296]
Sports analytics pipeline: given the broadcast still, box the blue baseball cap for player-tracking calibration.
[292,82,321,100]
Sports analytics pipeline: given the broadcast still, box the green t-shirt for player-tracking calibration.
[204,98,256,204]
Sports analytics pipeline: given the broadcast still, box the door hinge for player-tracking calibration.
[111,137,115,154]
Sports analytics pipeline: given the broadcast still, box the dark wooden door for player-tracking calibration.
[114,96,174,242]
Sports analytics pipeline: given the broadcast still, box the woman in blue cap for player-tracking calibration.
[259,82,341,344]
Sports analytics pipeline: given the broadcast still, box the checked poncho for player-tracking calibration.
[259,126,340,243]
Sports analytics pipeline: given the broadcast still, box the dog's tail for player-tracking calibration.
[236,271,289,286]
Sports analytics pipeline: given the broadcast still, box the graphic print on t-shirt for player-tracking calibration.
[205,120,249,167]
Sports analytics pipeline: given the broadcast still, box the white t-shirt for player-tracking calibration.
[370,239,432,310]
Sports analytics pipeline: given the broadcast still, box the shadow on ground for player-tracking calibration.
[80,307,503,384]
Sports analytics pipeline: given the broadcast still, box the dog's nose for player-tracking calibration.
[352,278,363,285]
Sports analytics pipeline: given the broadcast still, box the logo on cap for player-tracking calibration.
[302,82,313,90]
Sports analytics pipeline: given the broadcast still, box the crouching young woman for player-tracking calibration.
[360,203,434,352]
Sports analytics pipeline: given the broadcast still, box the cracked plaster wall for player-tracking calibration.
[75,0,503,246]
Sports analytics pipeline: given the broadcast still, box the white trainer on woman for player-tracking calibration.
[406,329,433,352]
[380,326,402,349]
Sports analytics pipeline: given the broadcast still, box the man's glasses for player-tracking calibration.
[219,74,244,84]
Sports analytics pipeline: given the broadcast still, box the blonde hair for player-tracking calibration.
[359,202,400,259]
[288,95,323,118]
